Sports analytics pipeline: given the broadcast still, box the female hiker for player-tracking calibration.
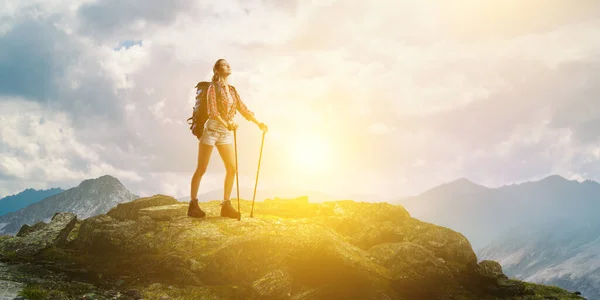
[188,59,268,219]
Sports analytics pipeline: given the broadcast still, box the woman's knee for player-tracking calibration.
[225,164,236,176]
[195,166,208,176]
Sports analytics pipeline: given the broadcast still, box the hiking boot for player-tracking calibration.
[187,199,206,218]
[220,200,241,219]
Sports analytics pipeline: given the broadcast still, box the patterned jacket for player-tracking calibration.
[206,81,255,122]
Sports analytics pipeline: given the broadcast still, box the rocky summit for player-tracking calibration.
[0,195,587,300]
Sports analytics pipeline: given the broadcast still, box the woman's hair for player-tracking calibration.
[212,58,226,82]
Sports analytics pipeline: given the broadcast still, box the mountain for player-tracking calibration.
[0,187,65,216]
[393,175,600,300]
[419,177,490,198]
[0,175,138,235]
[478,216,600,300]
[0,195,586,299]
[393,175,600,250]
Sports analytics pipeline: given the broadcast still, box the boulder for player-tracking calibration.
[74,214,159,254]
[327,201,411,224]
[107,194,179,221]
[317,216,406,249]
[16,221,49,238]
[0,212,77,257]
[138,204,189,221]
[405,219,478,274]
[476,260,507,280]
[0,279,25,300]
[368,242,455,298]
[200,219,390,298]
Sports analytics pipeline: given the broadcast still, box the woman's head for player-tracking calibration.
[212,59,231,82]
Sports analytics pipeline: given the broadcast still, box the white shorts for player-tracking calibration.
[198,119,233,146]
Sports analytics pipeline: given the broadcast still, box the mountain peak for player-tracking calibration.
[515,174,579,189]
[420,177,488,198]
[78,174,124,189]
[540,174,569,183]
[453,177,478,185]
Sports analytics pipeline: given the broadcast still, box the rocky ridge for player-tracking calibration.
[0,195,586,299]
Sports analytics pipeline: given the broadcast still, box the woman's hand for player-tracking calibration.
[258,122,268,132]
[227,121,239,131]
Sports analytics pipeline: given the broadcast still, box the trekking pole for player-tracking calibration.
[233,128,241,221]
[250,129,266,218]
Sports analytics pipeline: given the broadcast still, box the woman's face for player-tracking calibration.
[217,60,231,77]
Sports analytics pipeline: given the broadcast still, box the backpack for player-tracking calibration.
[187,81,220,138]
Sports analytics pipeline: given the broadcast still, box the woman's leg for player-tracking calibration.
[216,143,236,201]
[190,142,214,200]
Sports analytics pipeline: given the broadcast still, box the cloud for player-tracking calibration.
[0,98,143,193]
[0,20,66,101]
[1,0,600,200]
[434,0,600,41]
[368,123,393,135]
[547,62,600,143]
[0,17,137,124]
[76,0,195,41]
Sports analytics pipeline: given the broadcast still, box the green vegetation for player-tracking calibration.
[19,284,48,300]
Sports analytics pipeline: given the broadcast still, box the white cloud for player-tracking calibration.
[100,40,151,90]
[368,123,393,135]
[0,99,142,194]
[148,98,172,124]
[125,103,136,113]
[1,0,600,200]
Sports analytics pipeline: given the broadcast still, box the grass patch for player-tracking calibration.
[521,282,584,299]
[3,250,18,261]
[19,284,50,300]
[18,280,100,300]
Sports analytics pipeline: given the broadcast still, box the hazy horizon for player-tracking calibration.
[1,173,594,202]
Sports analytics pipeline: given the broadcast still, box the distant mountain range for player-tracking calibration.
[0,175,138,235]
[394,175,600,250]
[394,175,600,300]
[0,187,65,216]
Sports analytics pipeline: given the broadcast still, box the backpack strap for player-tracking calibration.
[211,82,224,113]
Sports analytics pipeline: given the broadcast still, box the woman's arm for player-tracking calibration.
[232,86,267,131]
[233,87,258,123]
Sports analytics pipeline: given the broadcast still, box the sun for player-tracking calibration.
[288,136,333,174]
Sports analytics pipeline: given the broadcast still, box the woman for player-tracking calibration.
[188,58,268,219]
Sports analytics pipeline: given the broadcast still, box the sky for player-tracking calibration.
[1,0,600,201]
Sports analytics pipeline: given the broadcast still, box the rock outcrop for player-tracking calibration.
[106,194,179,221]
[0,195,587,299]
[0,212,77,257]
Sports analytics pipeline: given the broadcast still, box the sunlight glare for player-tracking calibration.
[289,135,333,174]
